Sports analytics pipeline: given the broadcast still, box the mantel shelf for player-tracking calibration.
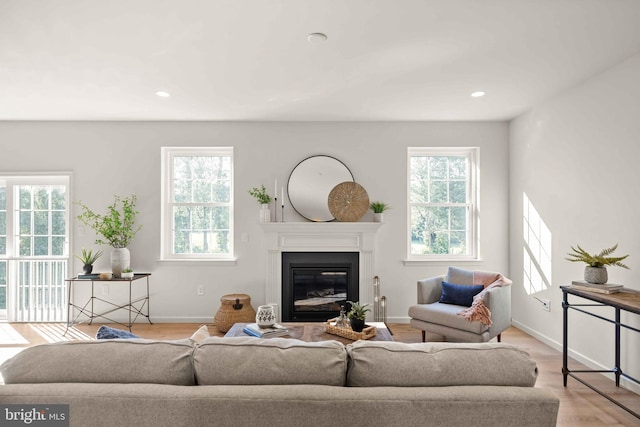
[259,222,383,233]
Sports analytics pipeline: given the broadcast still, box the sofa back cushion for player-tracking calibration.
[194,336,347,386]
[346,341,538,387]
[0,339,195,385]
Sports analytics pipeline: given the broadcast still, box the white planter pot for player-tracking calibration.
[373,213,384,223]
[260,204,271,223]
[121,272,134,279]
[111,247,131,278]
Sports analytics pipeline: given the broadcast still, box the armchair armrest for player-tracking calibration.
[417,275,446,304]
[482,283,512,335]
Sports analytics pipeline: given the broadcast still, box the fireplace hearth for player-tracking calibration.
[282,252,359,322]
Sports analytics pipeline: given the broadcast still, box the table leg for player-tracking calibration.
[615,308,621,387]
[562,289,569,387]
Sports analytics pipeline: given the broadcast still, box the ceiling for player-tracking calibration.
[2,0,640,121]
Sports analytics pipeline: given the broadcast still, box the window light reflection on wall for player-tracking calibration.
[523,193,552,295]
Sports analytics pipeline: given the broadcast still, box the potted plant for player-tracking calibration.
[75,248,103,274]
[566,243,629,284]
[76,195,142,278]
[346,300,371,332]
[369,201,390,223]
[121,268,134,279]
[249,184,273,223]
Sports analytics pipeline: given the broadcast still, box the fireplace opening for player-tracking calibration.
[282,252,359,322]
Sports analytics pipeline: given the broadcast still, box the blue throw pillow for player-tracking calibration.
[439,282,484,307]
[96,325,140,340]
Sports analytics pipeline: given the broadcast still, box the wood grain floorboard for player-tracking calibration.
[2,322,639,426]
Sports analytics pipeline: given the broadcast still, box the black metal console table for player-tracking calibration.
[65,273,152,333]
[561,285,640,419]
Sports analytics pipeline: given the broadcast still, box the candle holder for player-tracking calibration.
[273,197,278,222]
[281,204,284,222]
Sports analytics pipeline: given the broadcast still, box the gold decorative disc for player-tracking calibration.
[327,181,370,222]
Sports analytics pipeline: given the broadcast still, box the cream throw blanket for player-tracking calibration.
[457,271,512,326]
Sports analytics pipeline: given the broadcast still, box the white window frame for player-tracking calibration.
[407,147,480,262]
[161,147,235,262]
[0,173,71,321]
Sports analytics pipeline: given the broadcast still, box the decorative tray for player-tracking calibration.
[324,318,377,341]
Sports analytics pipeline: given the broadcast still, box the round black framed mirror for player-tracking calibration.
[287,155,354,222]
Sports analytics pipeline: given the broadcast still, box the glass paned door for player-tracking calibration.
[0,178,69,322]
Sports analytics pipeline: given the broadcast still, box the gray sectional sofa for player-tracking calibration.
[0,337,559,427]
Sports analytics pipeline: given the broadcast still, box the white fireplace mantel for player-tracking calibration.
[260,222,382,320]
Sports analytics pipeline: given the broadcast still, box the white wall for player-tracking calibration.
[510,53,640,389]
[0,121,509,324]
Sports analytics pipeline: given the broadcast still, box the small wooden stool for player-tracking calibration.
[213,294,256,333]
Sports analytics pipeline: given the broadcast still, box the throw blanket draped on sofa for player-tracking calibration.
[458,271,512,326]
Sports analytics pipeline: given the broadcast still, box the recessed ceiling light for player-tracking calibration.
[155,90,171,98]
[307,33,328,44]
[471,91,486,98]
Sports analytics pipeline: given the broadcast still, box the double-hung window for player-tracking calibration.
[408,147,479,260]
[161,147,234,260]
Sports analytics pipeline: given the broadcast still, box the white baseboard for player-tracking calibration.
[512,320,640,395]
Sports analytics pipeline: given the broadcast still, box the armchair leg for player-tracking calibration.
[497,333,501,342]
[421,330,426,342]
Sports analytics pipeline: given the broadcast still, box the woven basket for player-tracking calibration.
[213,294,256,332]
[324,318,377,341]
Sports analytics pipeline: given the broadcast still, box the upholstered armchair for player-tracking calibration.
[408,267,511,343]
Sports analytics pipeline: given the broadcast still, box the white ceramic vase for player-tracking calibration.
[111,247,131,279]
[373,213,384,223]
[260,204,271,223]
[256,305,276,328]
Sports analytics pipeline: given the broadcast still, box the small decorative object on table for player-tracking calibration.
[566,243,629,284]
[121,268,134,279]
[75,248,103,275]
[346,300,371,332]
[255,304,276,328]
[324,318,377,341]
[243,322,289,338]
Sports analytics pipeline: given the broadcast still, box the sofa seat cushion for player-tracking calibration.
[194,336,347,386]
[346,341,538,387]
[408,302,489,334]
[0,339,195,385]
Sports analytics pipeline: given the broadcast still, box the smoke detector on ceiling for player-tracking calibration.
[307,33,328,44]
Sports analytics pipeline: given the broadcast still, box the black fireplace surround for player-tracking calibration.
[281,252,359,322]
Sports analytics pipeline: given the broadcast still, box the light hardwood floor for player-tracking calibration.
[2,323,639,426]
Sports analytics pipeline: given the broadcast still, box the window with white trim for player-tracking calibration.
[408,147,479,260]
[161,147,234,260]
[0,174,70,321]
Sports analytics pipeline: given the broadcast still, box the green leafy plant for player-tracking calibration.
[122,268,133,273]
[75,248,103,265]
[76,195,142,248]
[248,184,272,204]
[369,201,390,213]
[346,301,371,320]
[566,244,630,269]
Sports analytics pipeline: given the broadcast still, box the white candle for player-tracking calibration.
[281,187,284,206]
[275,179,277,199]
